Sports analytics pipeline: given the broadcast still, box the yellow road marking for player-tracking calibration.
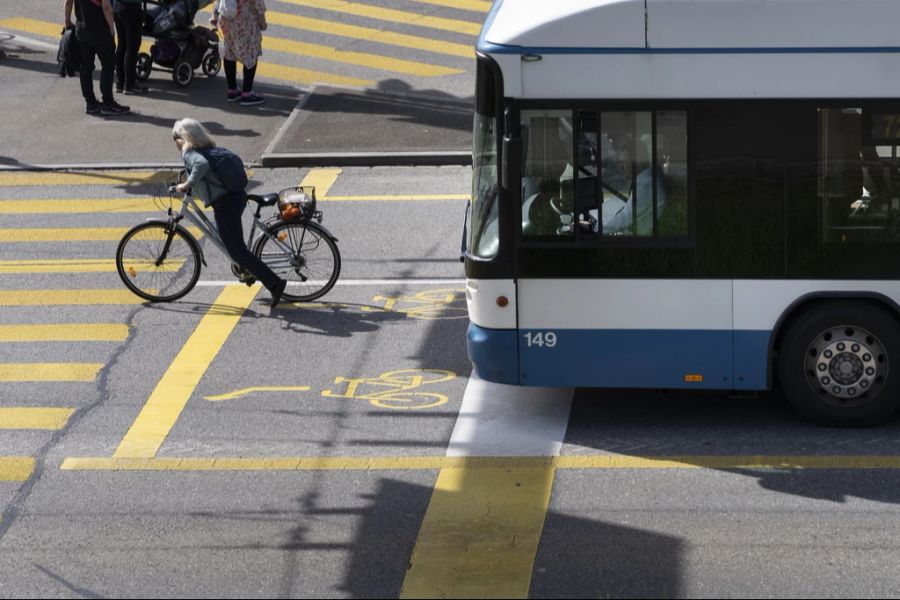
[0,408,76,430]
[0,290,152,306]
[0,198,193,214]
[0,259,184,274]
[300,167,342,197]
[405,0,491,11]
[262,36,461,77]
[265,11,472,58]
[114,285,259,459]
[0,170,175,187]
[205,386,311,401]
[0,226,203,242]
[0,458,34,482]
[276,0,482,35]
[255,60,372,87]
[321,193,468,201]
[0,324,129,342]
[59,455,900,472]
[401,465,554,599]
[0,363,103,382]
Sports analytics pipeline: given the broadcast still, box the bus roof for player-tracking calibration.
[480,0,900,52]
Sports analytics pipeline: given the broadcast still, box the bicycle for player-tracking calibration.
[115,176,342,303]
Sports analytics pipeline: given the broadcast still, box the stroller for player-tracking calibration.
[136,0,221,87]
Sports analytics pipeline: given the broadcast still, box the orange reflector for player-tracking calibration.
[128,267,137,278]
[278,233,288,242]
[496,296,509,307]
[684,374,703,382]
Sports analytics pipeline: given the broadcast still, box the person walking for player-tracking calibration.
[210,0,267,106]
[64,0,130,115]
[113,0,148,95]
[172,118,287,305]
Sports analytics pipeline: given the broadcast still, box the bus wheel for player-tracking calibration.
[778,302,900,426]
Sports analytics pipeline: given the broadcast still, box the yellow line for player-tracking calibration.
[0,324,129,342]
[0,363,103,382]
[0,408,76,430]
[402,466,554,599]
[0,170,176,187]
[0,290,152,306]
[262,36,462,77]
[58,455,900,472]
[321,194,469,201]
[0,458,34,482]
[300,168,342,197]
[0,198,193,214]
[405,0,491,12]
[255,60,372,87]
[265,11,472,58]
[205,386,311,401]
[0,259,184,274]
[0,227,203,242]
[276,0,482,35]
[113,285,259,459]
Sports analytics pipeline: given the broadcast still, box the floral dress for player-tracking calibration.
[220,0,267,69]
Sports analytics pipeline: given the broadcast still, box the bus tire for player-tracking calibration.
[778,301,900,426]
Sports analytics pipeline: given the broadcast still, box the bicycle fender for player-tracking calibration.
[311,222,339,242]
[144,219,207,267]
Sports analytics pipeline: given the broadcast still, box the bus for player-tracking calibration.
[464,0,900,426]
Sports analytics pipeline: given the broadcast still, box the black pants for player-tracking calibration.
[224,59,257,92]
[213,193,282,293]
[76,25,115,105]
[114,2,143,88]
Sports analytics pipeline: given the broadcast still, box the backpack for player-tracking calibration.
[217,0,238,19]
[57,26,80,77]
[199,147,248,193]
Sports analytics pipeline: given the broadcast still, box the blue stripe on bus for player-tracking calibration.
[467,323,520,385]
[477,42,900,56]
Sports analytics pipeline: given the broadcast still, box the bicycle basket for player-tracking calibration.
[277,186,316,221]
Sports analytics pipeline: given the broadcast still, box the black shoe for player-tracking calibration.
[115,84,124,94]
[240,92,265,106]
[86,101,101,115]
[100,101,131,116]
[123,84,148,95]
[269,279,287,306]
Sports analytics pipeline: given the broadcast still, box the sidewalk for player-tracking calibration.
[0,31,472,170]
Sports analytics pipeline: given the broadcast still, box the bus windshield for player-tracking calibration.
[469,58,499,259]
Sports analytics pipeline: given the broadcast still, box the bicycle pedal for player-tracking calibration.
[243,278,256,287]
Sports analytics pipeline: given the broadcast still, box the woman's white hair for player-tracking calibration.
[173,118,216,151]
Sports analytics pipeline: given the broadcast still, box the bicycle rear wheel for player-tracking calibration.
[253,221,341,302]
[116,222,202,302]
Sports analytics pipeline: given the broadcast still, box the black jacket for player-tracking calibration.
[57,26,80,77]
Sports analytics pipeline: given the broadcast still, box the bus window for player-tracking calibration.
[819,107,900,244]
[520,110,575,238]
[657,111,689,236]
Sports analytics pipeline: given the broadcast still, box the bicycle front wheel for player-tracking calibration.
[254,221,341,302]
[116,222,202,302]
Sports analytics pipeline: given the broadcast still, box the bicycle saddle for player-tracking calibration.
[247,193,279,206]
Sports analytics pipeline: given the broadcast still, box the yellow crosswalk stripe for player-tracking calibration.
[262,36,462,77]
[276,0,482,35]
[0,259,184,274]
[405,0,491,12]
[0,408,76,430]
[265,11,472,58]
[0,363,103,382]
[0,458,34,482]
[0,324,129,342]
[0,226,204,242]
[0,290,151,306]
[0,198,185,214]
[0,170,175,187]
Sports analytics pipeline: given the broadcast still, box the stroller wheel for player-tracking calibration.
[136,52,152,81]
[202,52,220,77]
[173,61,193,87]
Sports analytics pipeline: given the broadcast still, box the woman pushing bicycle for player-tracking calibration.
[172,118,287,306]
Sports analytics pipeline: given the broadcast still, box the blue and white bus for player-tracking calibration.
[464,0,900,425]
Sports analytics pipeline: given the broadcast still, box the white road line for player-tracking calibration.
[447,373,573,457]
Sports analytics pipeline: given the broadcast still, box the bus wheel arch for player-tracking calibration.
[773,296,900,426]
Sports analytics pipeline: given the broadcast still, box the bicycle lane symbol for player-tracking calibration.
[204,369,457,410]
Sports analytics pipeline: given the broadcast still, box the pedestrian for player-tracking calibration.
[171,118,287,305]
[113,0,148,95]
[64,0,130,116]
[210,0,267,106]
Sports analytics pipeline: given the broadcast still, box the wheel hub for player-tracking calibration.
[807,327,886,404]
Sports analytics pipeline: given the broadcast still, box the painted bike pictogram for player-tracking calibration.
[321,369,456,409]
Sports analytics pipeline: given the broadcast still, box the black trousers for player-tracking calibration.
[224,59,257,92]
[75,25,115,105]
[114,2,143,88]
[213,193,282,293]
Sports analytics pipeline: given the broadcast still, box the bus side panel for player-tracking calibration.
[517,279,734,389]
